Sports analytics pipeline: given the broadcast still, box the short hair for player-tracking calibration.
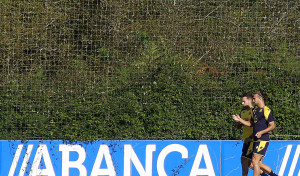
[241,92,253,99]
[255,91,268,102]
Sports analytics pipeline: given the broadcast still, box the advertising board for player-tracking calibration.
[0,140,299,176]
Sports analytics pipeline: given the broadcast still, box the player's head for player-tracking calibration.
[253,91,268,105]
[241,92,253,107]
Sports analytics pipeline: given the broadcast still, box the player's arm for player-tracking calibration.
[234,112,243,128]
[232,114,251,127]
[255,121,275,138]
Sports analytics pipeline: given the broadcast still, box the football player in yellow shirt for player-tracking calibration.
[233,93,262,176]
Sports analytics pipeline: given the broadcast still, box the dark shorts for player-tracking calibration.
[253,141,269,157]
[242,141,253,160]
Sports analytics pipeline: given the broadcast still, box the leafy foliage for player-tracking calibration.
[0,0,299,140]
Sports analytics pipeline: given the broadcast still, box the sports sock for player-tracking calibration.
[268,171,278,176]
[260,172,268,176]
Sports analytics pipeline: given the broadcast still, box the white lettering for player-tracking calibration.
[59,144,87,176]
[124,144,156,176]
[8,144,23,176]
[288,145,300,176]
[19,145,33,176]
[9,141,300,176]
[190,144,216,176]
[279,145,292,176]
[91,145,116,176]
[29,144,55,176]
[157,144,188,176]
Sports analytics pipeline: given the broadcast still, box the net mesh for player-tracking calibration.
[0,0,299,140]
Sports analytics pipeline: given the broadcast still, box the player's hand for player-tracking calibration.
[255,131,262,138]
[232,114,240,121]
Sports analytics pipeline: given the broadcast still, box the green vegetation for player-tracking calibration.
[0,0,299,141]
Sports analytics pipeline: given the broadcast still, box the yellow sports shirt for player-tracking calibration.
[241,108,253,141]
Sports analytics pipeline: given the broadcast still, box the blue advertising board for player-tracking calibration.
[0,140,299,176]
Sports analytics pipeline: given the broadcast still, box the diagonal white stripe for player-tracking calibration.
[288,145,300,176]
[8,144,23,176]
[279,145,292,176]
[19,145,33,176]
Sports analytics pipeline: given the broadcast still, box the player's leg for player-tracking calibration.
[241,157,251,176]
[253,141,278,176]
[241,142,252,176]
[244,141,267,175]
[257,159,269,176]
[258,161,272,173]
[249,161,268,176]
[252,153,263,176]
[252,141,266,176]
[259,161,278,176]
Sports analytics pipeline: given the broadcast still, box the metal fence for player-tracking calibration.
[0,0,299,140]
